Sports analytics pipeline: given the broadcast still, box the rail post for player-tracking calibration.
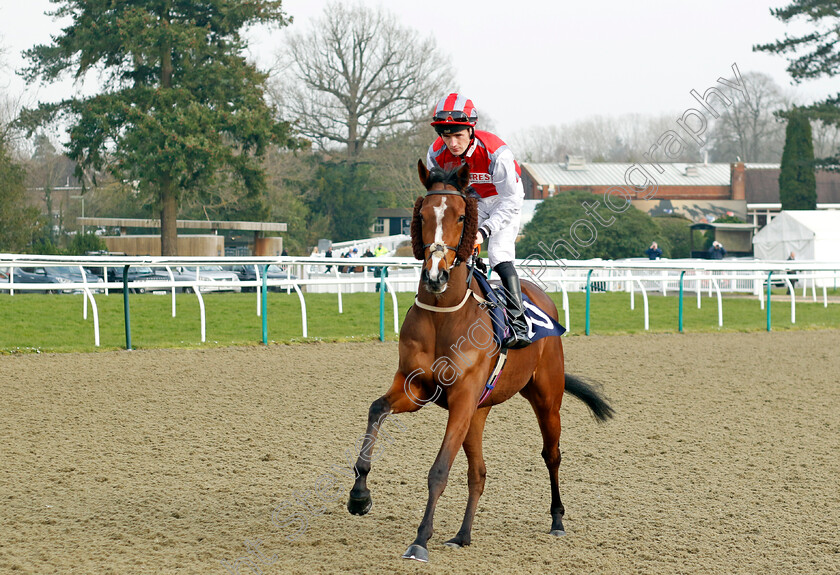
[261,265,269,344]
[585,269,593,336]
[379,271,386,341]
[766,271,773,332]
[123,265,132,350]
[678,270,686,333]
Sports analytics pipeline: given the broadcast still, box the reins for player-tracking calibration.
[413,250,487,314]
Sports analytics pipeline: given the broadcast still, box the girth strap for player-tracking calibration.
[477,350,508,406]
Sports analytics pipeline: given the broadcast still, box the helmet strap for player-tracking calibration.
[459,127,476,158]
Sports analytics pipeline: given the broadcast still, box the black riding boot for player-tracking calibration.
[494,261,532,349]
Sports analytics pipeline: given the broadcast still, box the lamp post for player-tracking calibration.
[70,195,85,234]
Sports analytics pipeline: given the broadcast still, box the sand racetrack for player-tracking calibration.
[2,331,839,574]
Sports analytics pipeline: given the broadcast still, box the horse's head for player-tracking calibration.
[411,160,478,294]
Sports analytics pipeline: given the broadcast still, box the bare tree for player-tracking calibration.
[510,113,703,164]
[706,72,791,163]
[812,119,840,161]
[275,2,453,157]
[509,125,571,163]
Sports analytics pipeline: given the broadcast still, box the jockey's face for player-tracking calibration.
[440,129,471,156]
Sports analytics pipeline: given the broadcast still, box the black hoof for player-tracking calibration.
[347,495,372,516]
[402,544,429,562]
[444,535,470,548]
[550,529,567,537]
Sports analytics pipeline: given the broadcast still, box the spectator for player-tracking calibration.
[708,241,726,259]
[645,242,662,260]
[309,246,321,273]
[339,251,352,273]
[325,247,333,272]
[372,244,389,290]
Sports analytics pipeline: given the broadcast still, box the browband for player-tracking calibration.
[425,190,466,198]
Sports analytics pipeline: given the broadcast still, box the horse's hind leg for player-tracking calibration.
[521,363,567,536]
[445,406,490,548]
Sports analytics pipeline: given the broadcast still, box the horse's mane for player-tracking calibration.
[411,166,478,262]
[426,166,467,190]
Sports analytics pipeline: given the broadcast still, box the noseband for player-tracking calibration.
[422,190,469,269]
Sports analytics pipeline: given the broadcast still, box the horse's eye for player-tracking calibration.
[458,215,465,222]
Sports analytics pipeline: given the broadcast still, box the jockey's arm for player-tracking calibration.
[479,151,524,238]
[425,146,439,171]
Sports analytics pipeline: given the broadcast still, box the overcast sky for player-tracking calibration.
[1,0,836,140]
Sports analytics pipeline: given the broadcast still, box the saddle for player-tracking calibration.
[468,262,567,350]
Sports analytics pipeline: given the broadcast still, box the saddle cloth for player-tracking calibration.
[470,267,567,347]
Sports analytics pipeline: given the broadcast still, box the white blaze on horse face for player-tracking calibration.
[428,198,447,282]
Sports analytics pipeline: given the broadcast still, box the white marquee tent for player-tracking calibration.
[753,210,840,261]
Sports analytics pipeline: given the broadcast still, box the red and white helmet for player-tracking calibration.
[430,93,478,133]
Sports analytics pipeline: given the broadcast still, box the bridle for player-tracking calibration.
[421,190,469,270]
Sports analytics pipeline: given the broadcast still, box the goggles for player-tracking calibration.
[433,110,472,123]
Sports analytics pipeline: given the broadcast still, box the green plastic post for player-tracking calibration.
[123,265,132,350]
[261,265,269,344]
[585,269,593,336]
[678,270,686,333]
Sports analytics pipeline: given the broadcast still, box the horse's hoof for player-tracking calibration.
[550,529,567,537]
[444,536,469,548]
[347,495,372,516]
[401,544,429,562]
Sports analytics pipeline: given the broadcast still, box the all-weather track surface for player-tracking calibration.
[1,331,839,574]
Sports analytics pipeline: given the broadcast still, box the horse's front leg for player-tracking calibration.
[348,371,429,516]
[445,405,490,548]
[403,395,475,562]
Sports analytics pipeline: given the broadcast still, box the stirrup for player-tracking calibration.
[503,314,531,349]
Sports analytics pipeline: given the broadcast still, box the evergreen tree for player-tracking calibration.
[653,217,692,258]
[19,0,296,255]
[0,136,43,252]
[517,190,661,261]
[311,161,378,242]
[754,1,840,165]
[779,114,817,210]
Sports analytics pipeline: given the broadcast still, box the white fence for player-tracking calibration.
[2,254,840,347]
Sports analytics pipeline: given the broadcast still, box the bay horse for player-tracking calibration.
[347,161,614,562]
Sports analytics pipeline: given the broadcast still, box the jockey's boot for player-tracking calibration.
[494,261,532,349]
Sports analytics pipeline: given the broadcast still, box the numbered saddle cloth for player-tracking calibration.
[471,268,566,345]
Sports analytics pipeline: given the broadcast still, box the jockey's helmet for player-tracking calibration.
[431,93,478,135]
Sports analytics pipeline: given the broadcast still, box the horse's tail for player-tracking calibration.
[564,373,614,422]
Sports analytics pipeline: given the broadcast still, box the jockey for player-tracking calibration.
[426,93,531,349]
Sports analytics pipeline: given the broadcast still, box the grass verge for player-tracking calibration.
[1,288,838,353]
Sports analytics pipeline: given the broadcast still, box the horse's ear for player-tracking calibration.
[417,160,430,190]
[456,163,470,192]
[411,196,426,260]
